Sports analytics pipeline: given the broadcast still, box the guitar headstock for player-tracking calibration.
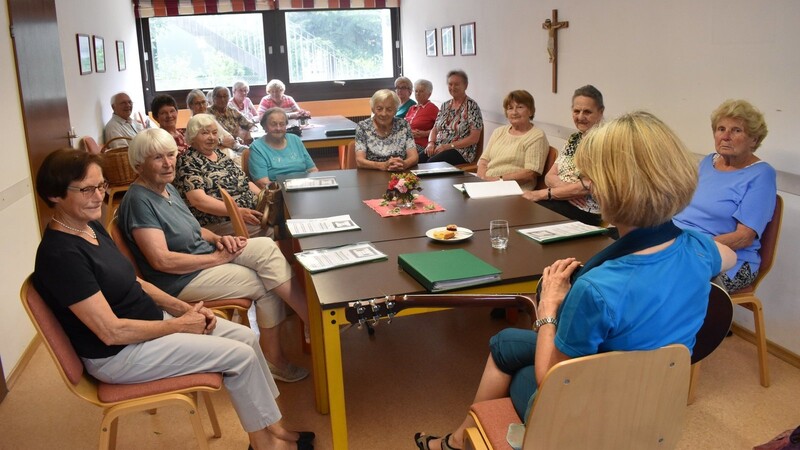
[345,295,402,328]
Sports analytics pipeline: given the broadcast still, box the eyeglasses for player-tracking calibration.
[67,181,110,198]
[578,176,592,193]
[396,86,411,91]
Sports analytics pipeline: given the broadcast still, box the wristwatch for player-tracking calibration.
[450,143,455,149]
[533,316,558,331]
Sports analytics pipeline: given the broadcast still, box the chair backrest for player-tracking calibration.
[241,147,252,181]
[344,141,357,169]
[748,194,783,292]
[534,146,558,190]
[219,188,249,237]
[524,344,690,450]
[79,136,102,154]
[473,128,485,162]
[108,217,143,277]
[20,276,100,405]
[691,282,734,364]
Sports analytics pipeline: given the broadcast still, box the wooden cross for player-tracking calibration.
[542,9,569,93]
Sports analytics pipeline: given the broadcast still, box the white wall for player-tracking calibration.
[401,0,800,355]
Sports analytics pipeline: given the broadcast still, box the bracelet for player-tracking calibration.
[547,187,552,200]
[533,316,558,331]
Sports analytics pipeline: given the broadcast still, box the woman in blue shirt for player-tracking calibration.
[249,107,317,188]
[674,99,776,292]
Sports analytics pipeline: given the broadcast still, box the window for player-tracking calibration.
[285,9,393,83]
[148,13,267,91]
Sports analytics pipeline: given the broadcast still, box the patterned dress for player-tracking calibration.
[554,132,600,214]
[175,148,257,228]
[432,97,483,163]
[207,106,253,139]
[354,118,416,162]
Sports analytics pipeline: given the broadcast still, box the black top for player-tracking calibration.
[32,221,162,358]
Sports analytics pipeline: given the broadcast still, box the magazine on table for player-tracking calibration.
[517,221,608,244]
[411,162,463,176]
[286,214,360,237]
[283,176,338,191]
[462,180,523,198]
[295,242,387,273]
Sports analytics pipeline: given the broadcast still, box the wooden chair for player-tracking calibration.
[534,146,558,190]
[456,129,484,173]
[107,217,252,327]
[729,194,783,387]
[219,188,250,238]
[20,276,223,450]
[343,141,357,169]
[688,282,734,403]
[241,147,252,181]
[79,136,102,154]
[464,345,691,450]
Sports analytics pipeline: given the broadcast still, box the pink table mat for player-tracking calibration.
[363,194,445,217]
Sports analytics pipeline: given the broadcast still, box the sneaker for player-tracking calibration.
[267,361,309,382]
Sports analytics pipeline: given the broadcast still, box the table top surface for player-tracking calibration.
[282,169,613,307]
[298,115,357,143]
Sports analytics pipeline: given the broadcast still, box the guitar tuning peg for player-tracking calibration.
[357,317,367,329]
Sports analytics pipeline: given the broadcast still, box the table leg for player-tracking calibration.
[305,271,329,414]
[338,144,347,169]
[323,307,348,450]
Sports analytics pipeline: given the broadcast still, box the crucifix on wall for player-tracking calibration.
[542,9,569,93]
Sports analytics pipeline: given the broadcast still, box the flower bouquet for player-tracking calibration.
[382,172,423,209]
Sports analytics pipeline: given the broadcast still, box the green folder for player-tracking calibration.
[398,249,502,292]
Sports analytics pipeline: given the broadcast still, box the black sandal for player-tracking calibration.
[414,432,439,450]
[442,433,460,450]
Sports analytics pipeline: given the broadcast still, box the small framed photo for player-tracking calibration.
[116,40,126,71]
[93,35,106,73]
[441,26,455,57]
[425,29,437,57]
[460,22,476,56]
[76,34,92,75]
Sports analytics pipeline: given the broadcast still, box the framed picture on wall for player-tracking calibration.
[425,29,437,57]
[76,34,92,75]
[460,22,476,56]
[441,26,455,56]
[116,40,126,71]
[93,35,106,73]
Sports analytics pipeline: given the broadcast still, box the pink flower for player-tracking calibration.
[396,178,408,193]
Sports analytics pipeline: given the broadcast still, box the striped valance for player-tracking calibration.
[134,0,398,17]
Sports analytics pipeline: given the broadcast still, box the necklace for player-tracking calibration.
[51,217,96,239]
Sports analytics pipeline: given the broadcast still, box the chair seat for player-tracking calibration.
[730,286,755,296]
[470,397,519,450]
[97,372,223,403]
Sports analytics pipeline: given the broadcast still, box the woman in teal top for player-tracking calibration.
[248,107,317,188]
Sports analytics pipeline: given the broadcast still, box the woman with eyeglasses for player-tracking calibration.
[394,76,416,119]
[32,149,316,450]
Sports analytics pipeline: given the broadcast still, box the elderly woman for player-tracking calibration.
[119,129,311,383]
[477,90,549,190]
[229,80,258,122]
[186,89,238,150]
[405,79,439,153]
[175,114,266,238]
[414,111,736,450]
[674,99,777,292]
[33,149,315,449]
[522,85,604,225]
[257,79,309,121]
[249,107,318,188]
[151,94,188,155]
[354,89,418,171]
[208,86,254,145]
[394,76,416,118]
[421,70,484,165]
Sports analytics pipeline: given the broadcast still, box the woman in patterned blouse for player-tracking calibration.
[256,79,310,122]
[176,114,267,238]
[354,89,418,171]
[522,85,605,226]
[208,86,254,145]
[421,70,484,165]
[151,94,189,155]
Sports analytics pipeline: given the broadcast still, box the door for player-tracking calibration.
[8,0,72,234]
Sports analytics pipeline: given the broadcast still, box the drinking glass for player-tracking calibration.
[490,220,509,249]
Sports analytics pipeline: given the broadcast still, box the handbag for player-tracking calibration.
[256,182,283,228]
[754,426,800,450]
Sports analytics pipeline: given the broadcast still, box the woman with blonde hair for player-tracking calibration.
[414,111,735,450]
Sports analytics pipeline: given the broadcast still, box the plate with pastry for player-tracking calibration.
[426,224,474,243]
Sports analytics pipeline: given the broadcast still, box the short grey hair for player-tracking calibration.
[260,107,288,129]
[211,86,230,99]
[110,92,130,107]
[414,79,433,94]
[185,113,218,144]
[266,79,286,92]
[370,89,400,110]
[128,128,177,173]
[232,80,249,92]
[394,76,412,89]
[186,89,206,108]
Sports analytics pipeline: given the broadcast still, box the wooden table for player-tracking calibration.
[298,115,357,169]
[283,169,612,449]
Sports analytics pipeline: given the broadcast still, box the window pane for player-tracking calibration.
[149,14,267,91]
[285,10,393,83]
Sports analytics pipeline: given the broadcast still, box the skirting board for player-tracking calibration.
[732,323,800,370]
[5,335,41,391]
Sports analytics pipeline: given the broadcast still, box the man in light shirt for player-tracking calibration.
[103,92,151,149]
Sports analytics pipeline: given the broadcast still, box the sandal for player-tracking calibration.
[442,433,460,450]
[414,432,439,450]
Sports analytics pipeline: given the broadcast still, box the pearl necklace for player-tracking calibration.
[51,217,97,239]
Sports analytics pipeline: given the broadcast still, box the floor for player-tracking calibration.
[2,308,800,450]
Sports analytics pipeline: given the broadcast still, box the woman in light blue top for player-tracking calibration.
[674,99,776,292]
[248,107,317,189]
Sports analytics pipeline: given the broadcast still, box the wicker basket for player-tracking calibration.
[102,148,137,186]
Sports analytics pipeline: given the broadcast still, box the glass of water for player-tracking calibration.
[490,220,509,249]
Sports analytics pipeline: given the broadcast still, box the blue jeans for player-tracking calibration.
[489,328,539,420]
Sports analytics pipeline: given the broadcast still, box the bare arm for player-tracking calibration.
[355,151,392,171]
[253,176,271,190]
[523,163,589,201]
[131,227,243,275]
[69,292,208,346]
[714,223,757,251]
[716,242,737,273]
[138,277,217,333]
[185,189,229,217]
